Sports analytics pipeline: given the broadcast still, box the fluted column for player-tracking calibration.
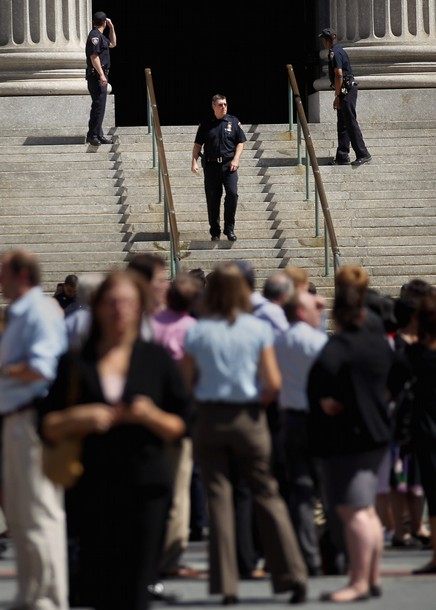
[0,0,91,95]
[315,0,436,90]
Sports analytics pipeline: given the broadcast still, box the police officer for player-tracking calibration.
[319,28,371,166]
[85,11,116,147]
[191,94,247,241]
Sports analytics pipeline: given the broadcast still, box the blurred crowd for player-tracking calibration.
[0,249,435,608]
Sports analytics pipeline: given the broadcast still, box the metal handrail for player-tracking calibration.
[144,68,181,277]
[286,64,341,274]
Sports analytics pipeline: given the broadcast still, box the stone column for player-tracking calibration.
[0,0,91,95]
[315,0,436,90]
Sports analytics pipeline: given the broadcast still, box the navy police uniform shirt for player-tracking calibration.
[194,115,247,159]
[328,43,353,87]
[86,27,111,70]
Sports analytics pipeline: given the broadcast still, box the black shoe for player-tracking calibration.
[412,562,436,574]
[222,595,239,605]
[224,230,237,241]
[0,540,7,557]
[370,585,382,597]
[86,136,101,146]
[351,155,372,166]
[98,136,112,144]
[328,158,350,166]
[289,582,307,604]
[211,235,220,241]
[189,527,204,541]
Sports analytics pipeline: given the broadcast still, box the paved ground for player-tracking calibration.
[0,538,435,609]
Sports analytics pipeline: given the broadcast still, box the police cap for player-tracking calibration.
[93,11,107,26]
[319,28,337,41]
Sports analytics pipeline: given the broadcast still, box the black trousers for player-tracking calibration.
[203,161,238,237]
[335,86,369,162]
[87,75,107,139]
[280,410,322,573]
[69,482,170,610]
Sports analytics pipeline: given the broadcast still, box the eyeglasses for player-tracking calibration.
[216,102,227,107]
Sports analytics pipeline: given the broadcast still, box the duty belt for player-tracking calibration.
[206,157,232,163]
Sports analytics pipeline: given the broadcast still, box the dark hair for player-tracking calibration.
[395,279,434,328]
[201,262,251,323]
[188,268,206,288]
[365,289,398,334]
[93,11,107,26]
[127,253,166,282]
[417,293,436,342]
[64,274,78,288]
[3,250,40,287]
[212,94,226,105]
[167,272,201,313]
[333,285,363,329]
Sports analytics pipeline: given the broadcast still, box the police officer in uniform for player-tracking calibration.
[319,28,371,166]
[85,11,116,147]
[191,94,247,241]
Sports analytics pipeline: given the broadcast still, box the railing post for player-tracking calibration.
[305,142,311,201]
[164,194,169,235]
[147,93,152,135]
[297,117,302,166]
[324,220,330,276]
[152,122,157,169]
[288,84,293,133]
[315,186,320,237]
[158,158,163,203]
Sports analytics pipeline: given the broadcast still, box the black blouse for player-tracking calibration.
[307,324,394,457]
[41,338,190,497]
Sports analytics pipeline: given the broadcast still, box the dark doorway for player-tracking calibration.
[96,2,320,126]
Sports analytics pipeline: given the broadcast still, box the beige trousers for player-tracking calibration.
[194,402,307,596]
[3,409,68,610]
[160,436,194,574]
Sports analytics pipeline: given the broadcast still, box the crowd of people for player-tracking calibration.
[0,249,435,609]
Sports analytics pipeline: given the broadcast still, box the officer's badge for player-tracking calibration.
[226,121,232,132]
[91,37,99,46]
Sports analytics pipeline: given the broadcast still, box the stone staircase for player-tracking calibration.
[0,120,435,304]
[0,128,131,294]
[123,124,329,291]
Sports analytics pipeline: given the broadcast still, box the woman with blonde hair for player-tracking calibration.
[181,262,307,606]
[308,264,395,602]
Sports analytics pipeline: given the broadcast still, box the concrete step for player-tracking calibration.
[1,186,124,197]
[0,223,131,234]
[0,168,123,180]
[0,214,128,225]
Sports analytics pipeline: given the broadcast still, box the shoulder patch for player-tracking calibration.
[238,122,242,127]
[91,37,99,46]
[328,50,334,60]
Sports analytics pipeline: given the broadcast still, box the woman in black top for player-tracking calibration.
[308,265,394,603]
[41,270,188,610]
[405,292,436,574]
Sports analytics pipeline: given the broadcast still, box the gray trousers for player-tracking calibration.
[193,402,307,596]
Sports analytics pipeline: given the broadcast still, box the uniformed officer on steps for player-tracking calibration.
[319,28,371,167]
[85,11,116,147]
[191,94,247,241]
